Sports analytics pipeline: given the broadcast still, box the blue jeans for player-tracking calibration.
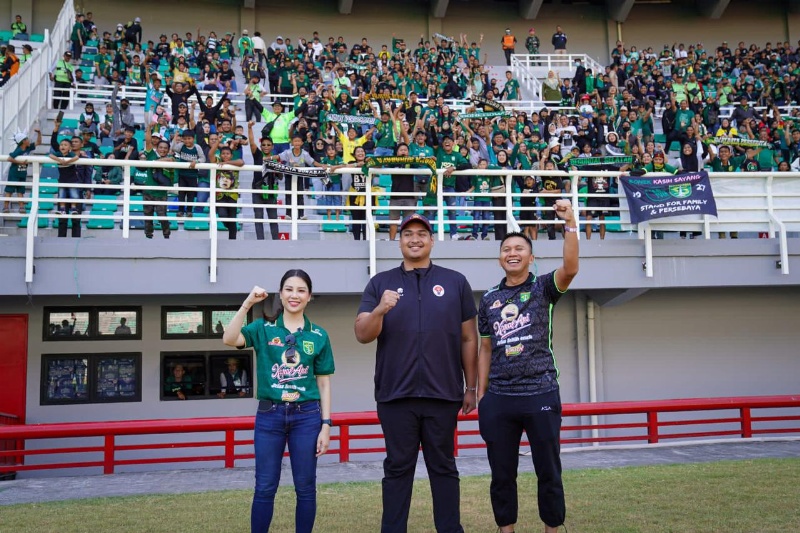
[252,400,321,533]
[472,200,490,238]
[443,186,457,237]
[58,185,82,211]
[193,180,210,214]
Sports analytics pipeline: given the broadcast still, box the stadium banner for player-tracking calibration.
[263,160,328,178]
[458,111,510,120]
[433,33,454,42]
[704,137,771,149]
[568,156,634,168]
[471,96,505,112]
[620,171,718,224]
[326,113,378,126]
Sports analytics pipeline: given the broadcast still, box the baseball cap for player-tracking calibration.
[399,214,432,233]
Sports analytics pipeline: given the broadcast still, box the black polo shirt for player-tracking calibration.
[358,262,477,403]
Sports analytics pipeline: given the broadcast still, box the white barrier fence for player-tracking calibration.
[0,155,798,282]
[0,0,73,158]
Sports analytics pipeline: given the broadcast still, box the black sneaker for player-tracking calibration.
[145,233,153,239]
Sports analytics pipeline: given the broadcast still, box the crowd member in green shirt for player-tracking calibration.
[433,134,471,240]
[209,136,245,240]
[468,158,497,240]
[4,129,41,214]
[501,71,521,101]
[707,144,741,238]
[164,364,192,400]
[70,13,88,61]
[260,101,296,153]
[319,144,346,220]
[222,273,334,533]
[11,15,27,38]
[140,124,175,239]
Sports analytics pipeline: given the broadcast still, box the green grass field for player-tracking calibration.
[1,459,799,532]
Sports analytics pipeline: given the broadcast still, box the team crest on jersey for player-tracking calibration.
[432,285,445,297]
[269,337,284,346]
[490,300,502,309]
[520,292,531,303]
[303,340,315,355]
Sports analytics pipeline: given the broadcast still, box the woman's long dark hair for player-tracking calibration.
[264,269,313,322]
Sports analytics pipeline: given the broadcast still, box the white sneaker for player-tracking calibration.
[450,234,459,240]
[483,235,491,240]
[300,216,308,220]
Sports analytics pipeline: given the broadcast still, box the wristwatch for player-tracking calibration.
[321,418,333,427]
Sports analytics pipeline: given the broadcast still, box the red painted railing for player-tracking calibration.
[0,412,22,480]
[0,395,798,476]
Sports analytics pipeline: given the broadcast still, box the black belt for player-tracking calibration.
[259,399,315,410]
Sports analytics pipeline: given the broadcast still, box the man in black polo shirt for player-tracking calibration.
[355,213,479,533]
[477,199,579,533]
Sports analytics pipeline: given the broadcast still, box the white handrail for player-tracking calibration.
[1,155,798,284]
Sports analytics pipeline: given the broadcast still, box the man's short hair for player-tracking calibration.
[500,231,533,252]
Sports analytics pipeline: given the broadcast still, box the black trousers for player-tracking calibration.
[216,196,238,240]
[504,48,514,66]
[350,196,366,240]
[492,196,508,241]
[245,98,263,122]
[54,81,71,110]
[177,174,198,214]
[478,390,565,529]
[377,398,464,533]
[543,200,558,240]
[252,188,279,240]
[143,193,169,237]
[57,212,82,238]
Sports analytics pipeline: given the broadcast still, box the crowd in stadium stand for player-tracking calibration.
[8,11,800,240]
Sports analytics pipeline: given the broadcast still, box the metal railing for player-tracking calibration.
[512,53,605,102]
[1,155,798,282]
[0,395,797,476]
[50,81,555,116]
[0,0,73,159]
[0,412,21,480]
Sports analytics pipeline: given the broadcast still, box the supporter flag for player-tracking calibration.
[619,171,717,224]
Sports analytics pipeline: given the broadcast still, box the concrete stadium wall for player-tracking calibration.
[598,287,800,402]
[10,286,800,427]
[621,3,789,59]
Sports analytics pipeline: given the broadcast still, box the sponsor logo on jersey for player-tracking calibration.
[494,303,531,339]
[281,391,301,402]
[505,343,524,356]
[269,337,284,346]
